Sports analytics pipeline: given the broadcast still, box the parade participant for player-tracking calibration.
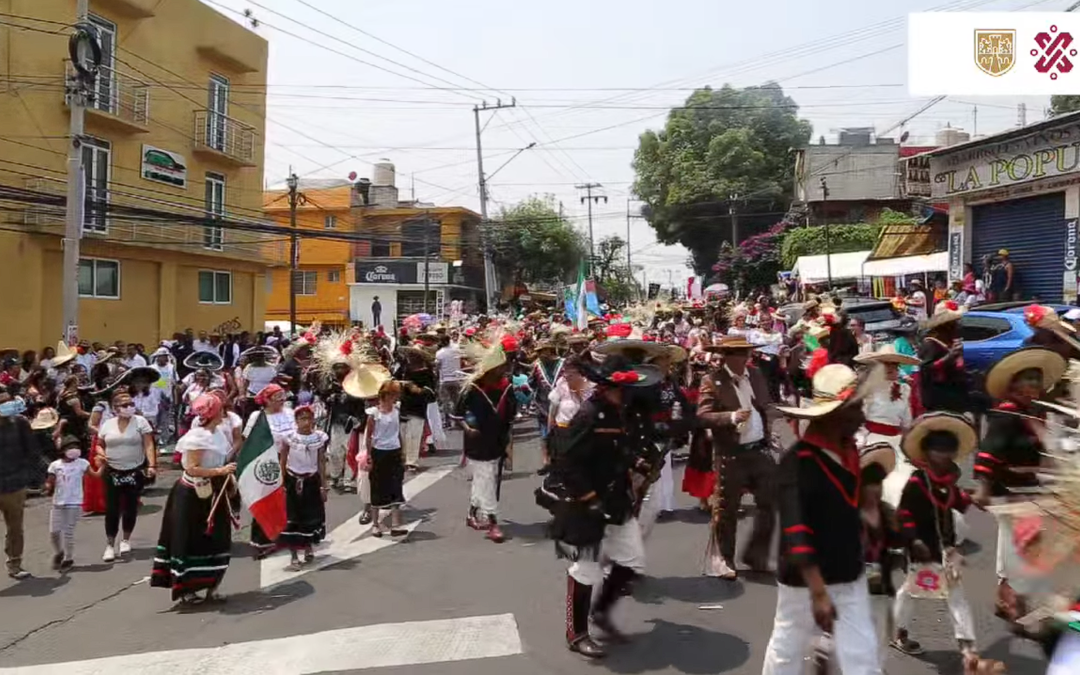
[278,328,318,399]
[312,333,375,493]
[697,335,777,578]
[546,356,593,469]
[973,347,1067,624]
[179,368,214,439]
[181,351,225,389]
[237,346,280,421]
[764,363,886,675]
[529,340,562,475]
[453,339,516,543]
[96,389,156,562]
[889,318,920,379]
[397,346,436,472]
[858,442,902,667]
[853,345,919,506]
[46,435,101,571]
[641,343,689,530]
[754,315,785,401]
[365,380,407,538]
[435,334,466,426]
[151,394,236,605]
[918,300,967,414]
[243,383,297,558]
[279,405,328,570]
[1024,304,1080,361]
[149,348,176,442]
[892,412,980,668]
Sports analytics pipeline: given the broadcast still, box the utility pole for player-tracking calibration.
[728,193,740,247]
[625,198,633,272]
[423,228,431,313]
[973,105,978,137]
[473,99,517,311]
[287,171,301,337]
[61,6,100,345]
[821,177,832,290]
[577,183,605,275]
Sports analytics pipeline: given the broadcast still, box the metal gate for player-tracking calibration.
[971,192,1066,303]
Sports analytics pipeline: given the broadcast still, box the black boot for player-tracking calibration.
[591,564,637,643]
[566,575,605,658]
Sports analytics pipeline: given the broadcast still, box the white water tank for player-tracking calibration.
[373,160,395,187]
[935,127,971,148]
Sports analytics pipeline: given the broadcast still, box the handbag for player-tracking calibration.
[904,563,949,599]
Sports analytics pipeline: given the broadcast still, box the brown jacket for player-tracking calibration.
[697,364,776,456]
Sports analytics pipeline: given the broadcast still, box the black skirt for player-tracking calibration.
[369,448,405,508]
[278,473,326,550]
[150,477,232,601]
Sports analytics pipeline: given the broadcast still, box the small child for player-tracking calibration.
[365,381,406,538]
[279,406,329,571]
[46,435,102,571]
[893,413,979,669]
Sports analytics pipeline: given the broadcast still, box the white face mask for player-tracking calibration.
[64,448,81,460]
[116,404,135,418]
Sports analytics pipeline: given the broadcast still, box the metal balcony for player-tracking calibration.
[66,63,150,134]
[193,110,257,167]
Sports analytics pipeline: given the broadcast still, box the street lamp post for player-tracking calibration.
[287,172,300,337]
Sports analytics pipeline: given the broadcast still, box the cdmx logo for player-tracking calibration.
[1033,25,1077,79]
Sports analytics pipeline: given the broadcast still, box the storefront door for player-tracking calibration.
[971,193,1066,303]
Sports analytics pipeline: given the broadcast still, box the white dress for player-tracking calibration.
[860,384,913,507]
[176,427,229,471]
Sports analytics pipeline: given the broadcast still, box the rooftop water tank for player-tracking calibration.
[373,160,395,187]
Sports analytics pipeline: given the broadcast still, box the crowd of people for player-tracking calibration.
[2,290,1080,672]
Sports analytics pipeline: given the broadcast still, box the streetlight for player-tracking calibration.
[480,142,536,310]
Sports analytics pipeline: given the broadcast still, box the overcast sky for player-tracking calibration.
[207,0,1064,289]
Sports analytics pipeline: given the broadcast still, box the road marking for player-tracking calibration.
[0,613,523,674]
[260,464,455,588]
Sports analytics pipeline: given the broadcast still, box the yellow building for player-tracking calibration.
[0,0,280,350]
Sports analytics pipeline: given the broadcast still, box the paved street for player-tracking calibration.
[0,423,1050,675]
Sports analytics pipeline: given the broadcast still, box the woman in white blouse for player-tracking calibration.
[95,390,156,562]
[547,358,594,465]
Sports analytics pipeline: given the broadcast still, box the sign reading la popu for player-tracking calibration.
[930,119,1080,199]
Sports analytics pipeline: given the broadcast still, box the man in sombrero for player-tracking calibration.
[697,335,777,578]
[528,340,562,476]
[918,301,968,415]
[763,363,885,675]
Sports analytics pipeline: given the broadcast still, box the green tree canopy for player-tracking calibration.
[631,82,812,273]
[1051,95,1080,116]
[489,195,586,286]
[780,223,883,269]
[593,235,639,306]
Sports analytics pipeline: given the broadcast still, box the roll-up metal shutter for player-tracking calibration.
[971,192,1066,303]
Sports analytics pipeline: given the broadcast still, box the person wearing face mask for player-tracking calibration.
[972,347,1067,630]
[0,389,34,579]
[46,435,102,572]
[95,390,156,562]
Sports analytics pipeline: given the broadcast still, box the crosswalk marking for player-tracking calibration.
[0,614,523,674]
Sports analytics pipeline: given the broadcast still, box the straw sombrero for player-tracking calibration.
[30,408,59,431]
[984,346,1067,400]
[1024,304,1080,353]
[51,341,77,368]
[565,333,590,345]
[240,345,280,364]
[593,338,668,362]
[342,364,391,399]
[922,299,965,331]
[860,441,896,474]
[900,411,978,464]
[776,363,885,419]
[655,343,688,363]
[702,335,759,353]
[854,344,920,366]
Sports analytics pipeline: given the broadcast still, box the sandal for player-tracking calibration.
[390,528,408,537]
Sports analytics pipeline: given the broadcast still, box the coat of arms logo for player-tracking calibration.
[975,29,1016,76]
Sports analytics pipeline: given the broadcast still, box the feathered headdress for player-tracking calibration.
[311,329,380,379]
[282,321,322,360]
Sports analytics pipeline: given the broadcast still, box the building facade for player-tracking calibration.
[0,0,279,349]
[929,111,1080,304]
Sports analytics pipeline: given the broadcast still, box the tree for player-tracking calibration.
[489,195,587,286]
[632,82,812,273]
[780,223,883,269]
[592,235,640,306]
[1051,95,1080,116]
[713,221,789,294]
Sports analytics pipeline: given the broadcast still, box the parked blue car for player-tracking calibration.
[960,304,1073,376]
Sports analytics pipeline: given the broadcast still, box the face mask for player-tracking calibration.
[64,448,81,460]
[0,399,25,417]
[116,404,136,418]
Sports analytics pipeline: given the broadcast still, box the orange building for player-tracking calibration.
[263,182,353,328]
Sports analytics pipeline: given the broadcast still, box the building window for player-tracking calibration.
[328,269,341,283]
[324,215,337,229]
[82,138,110,233]
[207,74,229,152]
[198,270,232,304]
[204,172,225,250]
[401,219,440,257]
[371,238,391,257]
[78,258,120,298]
[88,15,116,116]
[292,270,317,296]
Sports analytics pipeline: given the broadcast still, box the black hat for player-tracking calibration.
[581,353,661,388]
[183,351,224,372]
[119,366,161,387]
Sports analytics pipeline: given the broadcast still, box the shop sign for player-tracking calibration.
[1065,219,1079,303]
[416,262,448,284]
[141,145,187,188]
[948,230,964,281]
[930,120,1080,199]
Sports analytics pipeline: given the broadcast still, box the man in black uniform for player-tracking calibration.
[551,354,661,659]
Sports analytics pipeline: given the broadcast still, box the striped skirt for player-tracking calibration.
[150,476,232,601]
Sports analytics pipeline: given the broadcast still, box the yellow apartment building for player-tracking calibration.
[0,0,281,350]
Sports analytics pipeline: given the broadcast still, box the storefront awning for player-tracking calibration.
[792,250,871,284]
[861,251,949,277]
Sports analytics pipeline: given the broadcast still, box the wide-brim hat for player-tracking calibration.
[534,339,557,353]
[342,364,391,399]
[119,366,161,387]
[89,372,126,397]
[398,345,435,363]
[854,344,921,366]
[922,300,965,331]
[702,335,759,353]
[183,351,223,372]
[51,341,77,368]
[240,345,280,363]
[30,407,59,431]
[655,343,688,363]
[581,354,662,388]
[593,338,668,363]
[777,362,886,419]
[890,317,919,335]
[565,333,590,345]
[860,441,896,474]
[985,346,1067,400]
[901,411,978,464]
[95,349,119,365]
[466,342,508,382]
[1024,304,1080,353]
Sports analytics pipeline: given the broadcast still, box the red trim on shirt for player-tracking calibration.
[784,524,813,535]
[789,546,815,554]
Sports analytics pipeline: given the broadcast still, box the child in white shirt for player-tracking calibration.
[46,436,102,570]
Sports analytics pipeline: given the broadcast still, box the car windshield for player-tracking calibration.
[848,306,897,324]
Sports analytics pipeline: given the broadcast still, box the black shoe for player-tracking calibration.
[359,511,373,525]
[566,575,604,657]
[52,552,63,570]
[568,636,606,658]
[59,559,75,572]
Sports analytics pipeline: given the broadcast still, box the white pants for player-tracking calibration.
[49,505,80,560]
[894,581,976,642]
[569,518,646,586]
[870,596,895,669]
[468,458,500,519]
[402,417,426,467]
[638,452,674,540]
[327,423,354,486]
[1049,631,1080,674]
[762,578,881,675]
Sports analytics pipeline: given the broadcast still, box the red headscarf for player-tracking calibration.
[255,383,285,406]
[191,393,223,423]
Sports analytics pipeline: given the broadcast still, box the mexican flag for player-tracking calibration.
[236,413,286,540]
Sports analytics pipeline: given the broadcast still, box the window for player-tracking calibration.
[198,270,232,304]
[292,270,317,296]
[207,74,229,151]
[328,270,341,283]
[400,219,440,257]
[88,15,116,115]
[371,238,391,257]
[204,172,225,250]
[78,258,119,298]
[958,315,1013,342]
[324,215,337,230]
[82,138,110,233]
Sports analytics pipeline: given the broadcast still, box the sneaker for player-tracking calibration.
[119,540,132,556]
[486,523,505,543]
[7,569,30,580]
[59,560,75,572]
[52,552,63,570]
[102,545,116,563]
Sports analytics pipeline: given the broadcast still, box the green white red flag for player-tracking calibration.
[236,412,286,540]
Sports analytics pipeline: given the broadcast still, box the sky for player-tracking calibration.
[206,0,1068,290]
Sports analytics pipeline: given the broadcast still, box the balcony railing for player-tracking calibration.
[18,177,284,265]
[66,62,149,132]
[193,110,256,166]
